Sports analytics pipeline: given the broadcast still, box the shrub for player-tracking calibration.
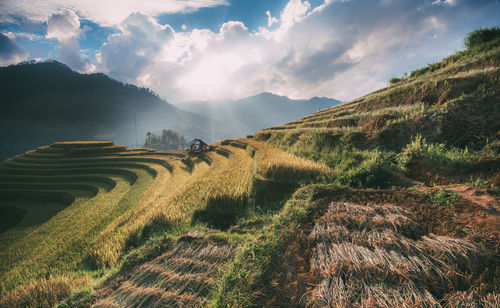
[397,135,472,171]
[388,77,401,84]
[336,149,397,188]
[480,140,500,157]
[465,27,500,49]
[430,189,460,206]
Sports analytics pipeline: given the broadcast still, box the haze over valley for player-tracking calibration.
[0,1,499,307]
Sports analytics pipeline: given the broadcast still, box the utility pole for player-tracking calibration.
[133,112,138,148]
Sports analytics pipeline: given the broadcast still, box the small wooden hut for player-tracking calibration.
[185,139,209,152]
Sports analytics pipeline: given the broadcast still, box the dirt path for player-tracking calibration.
[446,185,499,213]
[416,184,500,240]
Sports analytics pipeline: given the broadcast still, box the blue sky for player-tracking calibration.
[1,0,499,103]
[156,0,325,33]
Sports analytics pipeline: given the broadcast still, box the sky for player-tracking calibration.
[0,0,499,103]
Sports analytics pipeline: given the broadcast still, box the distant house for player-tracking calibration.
[185,139,209,152]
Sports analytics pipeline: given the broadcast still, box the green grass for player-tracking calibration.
[213,185,321,307]
[396,134,474,172]
[2,29,500,307]
[430,188,461,206]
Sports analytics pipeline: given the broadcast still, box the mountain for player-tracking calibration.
[0,61,219,160]
[1,29,499,308]
[175,92,341,139]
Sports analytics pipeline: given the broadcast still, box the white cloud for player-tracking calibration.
[98,13,174,81]
[46,9,92,72]
[46,9,80,40]
[266,11,278,27]
[94,0,500,103]
[3,32,45,41]
[0,0,229,26]
[279,0,311,31]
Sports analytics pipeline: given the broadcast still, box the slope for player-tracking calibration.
[0,138,332,307]
[1,29,499,308]
[0,61,217,161]
[212,29,500,307]
[256,31,500,188]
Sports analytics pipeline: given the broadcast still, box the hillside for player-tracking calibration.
[0,138,331,307]
[176,92,341,139]
[0,30,499,307]
[256,35,500,188]
[0,61,218,161]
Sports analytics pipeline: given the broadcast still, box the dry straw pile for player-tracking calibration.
[305,202,494,307]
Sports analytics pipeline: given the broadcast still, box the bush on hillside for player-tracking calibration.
[465,27,500,49]
[397,135,472,172]
[388,77,401,84]
[336,150,397,188]
[409,27,500,78]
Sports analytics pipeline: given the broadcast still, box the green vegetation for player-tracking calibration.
[465,27,500,49]
[430,188,461,206]
[396,135,473,171]
[257,28,500,187]
[388,76,401,84]
[1,28,499,307]
[144,129,186,150]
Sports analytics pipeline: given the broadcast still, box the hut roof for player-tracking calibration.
[186,138,208,147]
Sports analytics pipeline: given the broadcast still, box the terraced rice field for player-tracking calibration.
[0,141,179,289]
[95,242,234,307]
[0,138,330,298]
[255,46,500,159]
[91,144,256,266]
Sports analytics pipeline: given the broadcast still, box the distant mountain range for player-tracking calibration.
[175,93,341,138]
[0,61,340,160]
[0,61,217,160]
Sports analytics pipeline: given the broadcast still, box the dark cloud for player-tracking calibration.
[0,33,28,65]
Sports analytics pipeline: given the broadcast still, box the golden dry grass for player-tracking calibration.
[91,147,254,266]
[0,275,88,308]
[94,242,234,307]
[0,142,175,290]
[304,201,491,307]
[243,139,332,180]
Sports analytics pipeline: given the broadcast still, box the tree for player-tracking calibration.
[143,129,186,150]
[161,129,186,150]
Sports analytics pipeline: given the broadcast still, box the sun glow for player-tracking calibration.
[178,53,246,99]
